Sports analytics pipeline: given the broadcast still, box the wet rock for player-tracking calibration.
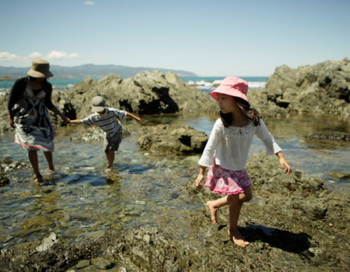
[75,259,91,269]
[0,91,11,133]
[0,158,28,186]
[0,165,10,186]
[328,171,350,180]
[0,158,27,172]
[308,132,350,141]
[91,257,114,270]
[138,124,208,154]
[36,232,58,252]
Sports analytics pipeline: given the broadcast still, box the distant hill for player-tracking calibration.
[0,64,197,80]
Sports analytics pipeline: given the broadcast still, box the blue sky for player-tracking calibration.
[0,0,349,76]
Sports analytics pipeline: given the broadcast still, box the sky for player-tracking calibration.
[0,0,349,76]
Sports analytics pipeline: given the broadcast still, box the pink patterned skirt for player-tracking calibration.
[205,164,252,195]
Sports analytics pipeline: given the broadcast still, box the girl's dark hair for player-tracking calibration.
[220,97,261,127]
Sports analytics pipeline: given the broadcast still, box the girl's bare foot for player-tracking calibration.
[206,201,218,225]
[228,228,250,247]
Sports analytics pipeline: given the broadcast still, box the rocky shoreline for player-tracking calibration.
[0,153,349,271]
[1,59,350,133]
[0,59,350,271]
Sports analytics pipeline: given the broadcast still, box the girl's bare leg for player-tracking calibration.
[206,196,230,224]
[228,188,252,247]
[206,188,252,225]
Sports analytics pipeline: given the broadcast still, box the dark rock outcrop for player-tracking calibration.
[249,58,350,119]
[65,71,217,118]
[0,71,217,134]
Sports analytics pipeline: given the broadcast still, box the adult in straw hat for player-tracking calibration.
[7,58,70,185]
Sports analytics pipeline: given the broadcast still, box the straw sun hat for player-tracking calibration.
[27,58,54,78]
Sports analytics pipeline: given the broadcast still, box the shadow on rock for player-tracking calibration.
[243,225,312,254]
[216,223,312,255]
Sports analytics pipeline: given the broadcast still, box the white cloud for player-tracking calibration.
[0,52,21,61]
[46,50,80,60]
[28,52,43,59]
[84,1,95,5]
[0,51,80,64]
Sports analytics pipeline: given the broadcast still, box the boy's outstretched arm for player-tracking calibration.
[69,119,83,125]
[127,112,142,124]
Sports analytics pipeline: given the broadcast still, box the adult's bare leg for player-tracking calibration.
[44,151,55,173]
[28,150,42,183]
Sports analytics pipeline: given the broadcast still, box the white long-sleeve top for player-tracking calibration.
[198,118,282,171]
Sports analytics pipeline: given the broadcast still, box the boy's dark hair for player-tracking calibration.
[220,97,261,127]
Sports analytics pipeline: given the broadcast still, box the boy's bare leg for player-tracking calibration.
[44,151,55,173]
[206,196,230,224]
[105,149,115,172]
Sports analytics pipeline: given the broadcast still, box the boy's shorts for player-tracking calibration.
[104,130,123,152]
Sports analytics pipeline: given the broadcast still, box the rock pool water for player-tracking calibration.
[0,115,349,271]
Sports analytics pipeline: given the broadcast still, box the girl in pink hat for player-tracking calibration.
[195,76,291,247]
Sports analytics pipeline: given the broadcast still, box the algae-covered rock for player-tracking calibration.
[138,124,208,154]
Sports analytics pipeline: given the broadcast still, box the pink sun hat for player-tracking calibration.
[210,76,249,103]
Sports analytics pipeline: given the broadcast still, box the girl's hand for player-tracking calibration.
[279,157,292,174]
[195,173,204,188]
[276,152,292,174]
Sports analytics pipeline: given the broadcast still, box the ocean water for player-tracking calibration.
[0,78,94,92]
[0,76,267,92]
[182,76,268,93]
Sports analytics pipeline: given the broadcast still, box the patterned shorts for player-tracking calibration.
[205,164,252,195]
[104,130,123,152]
